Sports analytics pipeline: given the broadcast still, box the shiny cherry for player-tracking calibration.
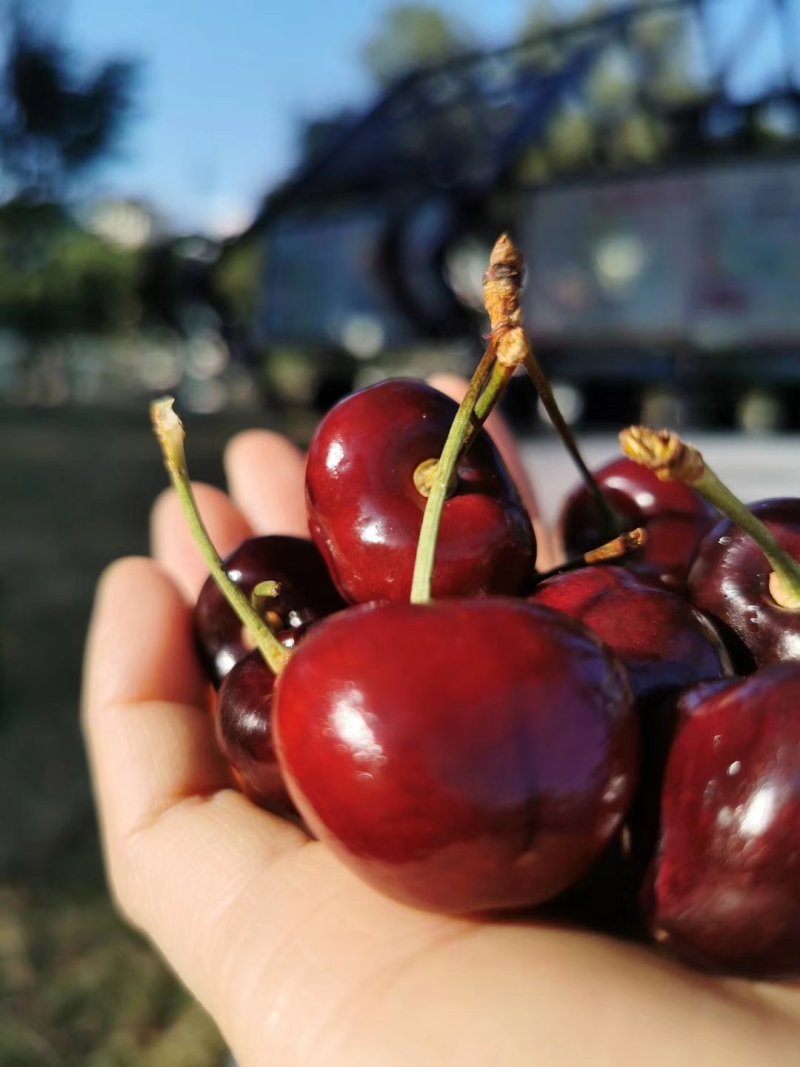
[530,565,730,702]
[305,379,536,604]
[214,625,310,814]
[687,498,800,671]
[216,650,293,814]
[649,664,800,976]
[531,564,730,878]
[559,457,716,591]
[194,534,345,685]
[273,597,638,914]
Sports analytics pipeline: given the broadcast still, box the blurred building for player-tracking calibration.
[237,0,800,429]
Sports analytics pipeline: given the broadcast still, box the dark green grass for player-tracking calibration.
[0,404,293,1065]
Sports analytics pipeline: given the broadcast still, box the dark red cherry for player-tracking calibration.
[305,379,536,604]
[559,457,716,591]
[194,534,345,685]
[530,565,730,702]
[273,597,638,914]
[649,664,800,976]
[216,650,294,815]
[687,498,800,671]
[530,565,731,878]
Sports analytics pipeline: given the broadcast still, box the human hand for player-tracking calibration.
[82,386,800,1067]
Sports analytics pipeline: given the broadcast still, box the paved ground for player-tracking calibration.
[0,405,270,1066]
[1,406,260,876]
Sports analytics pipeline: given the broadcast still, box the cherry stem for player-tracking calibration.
[413,329,529,499]
[151,398,292,674]
[460,328,530,453]
[251,580,282,619]
[620,425,800,609]
[533,527,646,583]
[409,352,495,604]
[411,234,558,602]
[410,334,530,602]
[523,346,623,538]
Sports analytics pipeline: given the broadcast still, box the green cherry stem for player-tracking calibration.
[151,397,292,673]
[410,327,528,605]
[464,328,529,450]
[409,371,486,605]
[621,425,800,609]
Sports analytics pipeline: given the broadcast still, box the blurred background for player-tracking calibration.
[2,0,799,1062]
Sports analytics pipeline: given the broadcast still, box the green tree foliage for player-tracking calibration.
[0,4,142,344]
[514,0,703,184]
[0,3,138,203]
[361,4,475,86]
[0,199,139,337]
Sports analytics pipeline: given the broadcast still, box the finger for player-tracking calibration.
[82,556,226,855]
[428,372,539,515]
[82,556,310,1019]
[224,429,308,536]
[151,482,254,602]
[429,372,560,571]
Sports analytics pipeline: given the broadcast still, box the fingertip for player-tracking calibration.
[151,481,253,601]
[224,429,308,536]
[428,371,515,451]
[427,371,469,398]
[93,554,153,604]
[428,372,561,571]
[225,427,304,466]
[83,555,208,725]
[84,558,155,702]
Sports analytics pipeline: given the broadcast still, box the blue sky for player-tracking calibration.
[63,0,793,235]
[66,0,549,235]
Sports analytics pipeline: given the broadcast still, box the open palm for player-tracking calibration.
[82,383,800,1066]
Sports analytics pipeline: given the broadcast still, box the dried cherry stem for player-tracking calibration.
[534,527,646,583]
[151,397,292,673]
[621,425,800,609]
[484,232,620,538]
[412,235,531,497]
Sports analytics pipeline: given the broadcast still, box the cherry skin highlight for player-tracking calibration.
[305,379,537,604]
[273,597,638,914]
[194,534,345,685]
[559,457,716,592]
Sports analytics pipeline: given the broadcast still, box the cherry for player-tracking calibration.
[688,499,800,671]
[305,379,537,604]
[618,427,800,673]
[215,649,294,815]
[530,564,731,880]
[559,457,716,591]
[273,597,638,914]
[648,664,800,977]
[194,534,345,685]
[530,565,729,702]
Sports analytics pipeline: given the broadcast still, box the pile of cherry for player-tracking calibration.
[172,375,800,983]
[155,242,800,983]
